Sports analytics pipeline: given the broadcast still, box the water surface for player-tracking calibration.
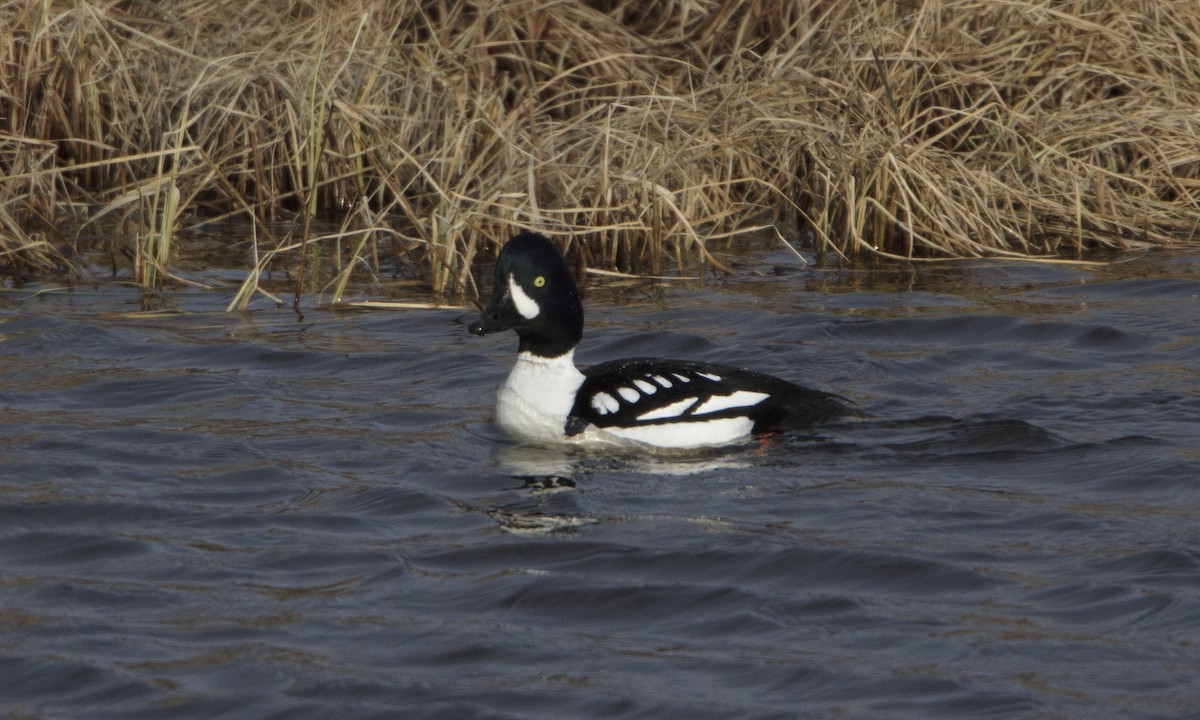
[1,248,1198,718]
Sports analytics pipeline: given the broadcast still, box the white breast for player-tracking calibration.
[495,350,585,442]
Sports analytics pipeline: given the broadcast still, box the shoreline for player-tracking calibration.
[3,1,1198,296]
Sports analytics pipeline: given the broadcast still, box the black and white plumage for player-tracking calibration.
[468,232,849,449]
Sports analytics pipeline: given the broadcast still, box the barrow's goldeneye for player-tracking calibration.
[469,232,849,448]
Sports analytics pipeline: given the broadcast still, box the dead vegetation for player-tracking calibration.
[2,0,1198,300]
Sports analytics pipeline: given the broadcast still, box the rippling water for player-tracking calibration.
[1,248,1198,719]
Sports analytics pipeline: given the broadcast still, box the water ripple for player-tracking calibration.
[2,254,1199,718]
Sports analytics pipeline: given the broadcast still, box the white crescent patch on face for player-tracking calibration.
[508,273,540,320]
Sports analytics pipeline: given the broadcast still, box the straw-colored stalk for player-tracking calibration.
[0,0,1197,299]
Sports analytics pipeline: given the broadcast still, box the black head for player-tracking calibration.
[468,232,584,358]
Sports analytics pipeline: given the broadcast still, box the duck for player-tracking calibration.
[468,232,850,449]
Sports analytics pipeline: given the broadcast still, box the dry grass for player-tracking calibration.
[2,0,1198,300]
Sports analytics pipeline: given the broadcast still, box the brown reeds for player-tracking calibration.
[1,0,1198,299]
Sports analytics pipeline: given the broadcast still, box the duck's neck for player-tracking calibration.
[515,301,583,358]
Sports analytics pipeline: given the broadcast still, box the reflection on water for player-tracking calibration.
[489,438,762,479]
[1,249,1199,718]
[487,441,772,533]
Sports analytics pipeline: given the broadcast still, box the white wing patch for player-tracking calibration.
[696,371,722,382]
[591,391,620,415]
[633,379,657,394]
[617,386,640,403]
[508,274,540,320]
[652,375,672,388]
[672,373,691,383]
[636,397,699,421]
[692,390,769,415]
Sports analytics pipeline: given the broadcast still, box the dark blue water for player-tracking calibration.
[1,248,1198,719]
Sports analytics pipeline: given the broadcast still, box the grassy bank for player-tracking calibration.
[2,0,1199,299]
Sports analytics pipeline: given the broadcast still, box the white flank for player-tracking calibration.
[616,386,640,403]
[692,390,770,415]
[507,274,540,320]
[604,417,755,448]
[633,379,657,394]
[591,391,619,415]
[495,350,584,441]
[636,397,698,422]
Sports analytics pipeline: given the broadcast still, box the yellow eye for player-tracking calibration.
[533,276,546,288]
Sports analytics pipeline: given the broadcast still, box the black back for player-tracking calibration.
[565,357,848,436]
